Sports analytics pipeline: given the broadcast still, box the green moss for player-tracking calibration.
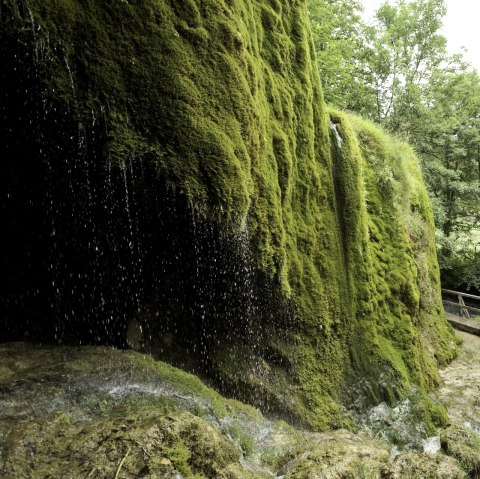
[426,400,449,432]
[226,423,255,456]
[0,344,264,478]
[327,111,458,417]
[1,0,457,430]
[441,424,480,477]
[2,343,468,479]
[282,431,389,479]
[382,453,467,479]
[1,408,243,479]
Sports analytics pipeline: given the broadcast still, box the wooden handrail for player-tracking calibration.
[442,289,480,301]
[442,300,480,315]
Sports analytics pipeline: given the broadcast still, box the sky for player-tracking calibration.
[360,0,480,72]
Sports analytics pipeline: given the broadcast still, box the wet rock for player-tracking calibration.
[423,436,441,454]
[0,343,266,478]
[437,331,480,429]
[126,318,144,351]
[381,453,466,479]
[0,366,14,382]
[281,430,389,478]
[358,394,436,451]
[1,409,248,479]
[0,342,473,479]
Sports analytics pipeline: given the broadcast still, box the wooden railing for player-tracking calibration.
[442,289,480,320]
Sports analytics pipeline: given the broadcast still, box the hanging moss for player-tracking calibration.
[0,0,457,430]
[329,111,458,414]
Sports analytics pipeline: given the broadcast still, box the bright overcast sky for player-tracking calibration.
[360,0,480,72]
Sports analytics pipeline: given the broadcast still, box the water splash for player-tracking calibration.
[423,436,441,454]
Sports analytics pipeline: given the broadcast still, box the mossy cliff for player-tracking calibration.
[0,0,457,429]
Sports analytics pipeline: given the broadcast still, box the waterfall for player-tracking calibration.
[330,122,344,148]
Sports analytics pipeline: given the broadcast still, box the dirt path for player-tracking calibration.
[437,331,480,433]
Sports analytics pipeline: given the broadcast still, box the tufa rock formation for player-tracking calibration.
[0,0,457,429]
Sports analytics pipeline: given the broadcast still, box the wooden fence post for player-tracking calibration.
[458,295,471,319]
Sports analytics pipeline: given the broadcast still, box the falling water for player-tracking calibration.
[25,2,40,60]
[64,55,76,97]
[0,1,295,423]
[2,6,463,478]
[330,122,343,148]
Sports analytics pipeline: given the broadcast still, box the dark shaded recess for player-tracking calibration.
[0,32,294,379]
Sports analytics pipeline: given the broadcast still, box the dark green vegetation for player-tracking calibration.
[308,0,480,292]
[423,71,480,291]
[0,0,456,432]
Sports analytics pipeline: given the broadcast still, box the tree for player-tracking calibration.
[416,68,480,288]
[419,70,480,235]
[365,0,448,128]
[307,0,376,116]
[308,0,449,125]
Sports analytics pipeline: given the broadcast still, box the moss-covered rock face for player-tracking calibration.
[440,425,480,477]
[328,111,458,414]
[0,343,276,478]
[0,0,456,429]
[0,343,468,479]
